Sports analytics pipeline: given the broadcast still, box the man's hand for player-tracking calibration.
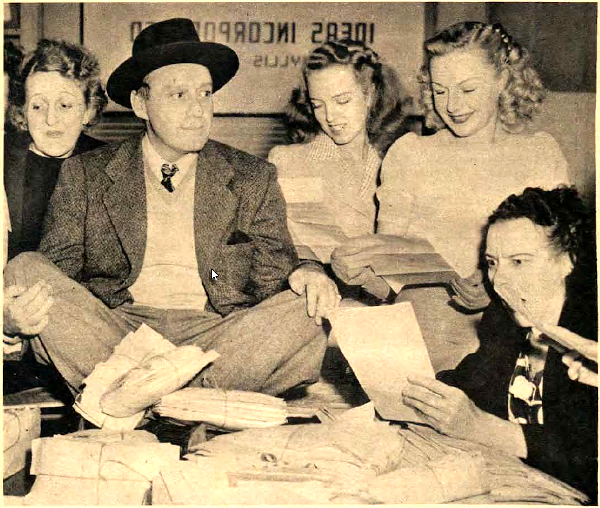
[288,264,341,325]
[402,375,486,440]
[3,281,53,336]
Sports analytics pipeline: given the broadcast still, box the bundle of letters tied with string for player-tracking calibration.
[6,323,290,505]
[16,429,179,505]
[155,303,587,505]
[156,402,587,505]
[73,323,288,432]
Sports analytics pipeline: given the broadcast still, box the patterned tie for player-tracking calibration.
[161,163,179,192]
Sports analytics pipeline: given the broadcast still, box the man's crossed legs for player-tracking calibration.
[4,253,327,396]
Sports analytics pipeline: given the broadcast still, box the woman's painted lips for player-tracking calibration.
[450,113,473,124]
[329,124,346,134]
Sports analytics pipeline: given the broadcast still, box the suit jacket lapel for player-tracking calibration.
[194,140,237,279]
[102,135,147,282]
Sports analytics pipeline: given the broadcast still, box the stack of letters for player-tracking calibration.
[154,388,288,430]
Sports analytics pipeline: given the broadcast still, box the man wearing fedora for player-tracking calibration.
[4,18,339,396]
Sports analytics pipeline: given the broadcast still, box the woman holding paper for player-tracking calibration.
[331,22,570,365]
[403,186,597,502]
[268,39,408,262]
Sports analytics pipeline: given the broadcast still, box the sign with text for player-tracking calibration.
[83,2,425,113]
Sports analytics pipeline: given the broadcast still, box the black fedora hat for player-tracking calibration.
[107,18,239,109]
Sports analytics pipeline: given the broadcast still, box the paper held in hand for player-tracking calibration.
[285,203,349,264]
[329,302,435,423]
[366,238,458,294]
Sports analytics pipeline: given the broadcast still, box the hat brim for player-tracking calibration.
[106,41,239,109]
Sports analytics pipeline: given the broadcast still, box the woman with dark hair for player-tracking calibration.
[4,40,24,121]
[5,38,108,260]
[268,39,408,257]
[331,22,571,369]
[3,39,107,396]
[403,186,597,502]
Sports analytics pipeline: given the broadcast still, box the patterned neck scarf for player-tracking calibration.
[508,330,545,425]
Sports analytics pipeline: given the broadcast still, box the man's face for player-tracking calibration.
[132,63,213,161]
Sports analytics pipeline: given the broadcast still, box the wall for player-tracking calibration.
[16,3,42,51]
[41,3,80,43]
[80,2,426,113]
[435,2,487,29]
[532,92,596,206]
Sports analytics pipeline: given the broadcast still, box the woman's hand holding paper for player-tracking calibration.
[331,243,377,284]
[450,270,491,311]
[402,375,485,441]
[497,284,597,387]
[331,233,433,284]
[330,247,391,300]
[536,324,597,362]
[561,351,597,388]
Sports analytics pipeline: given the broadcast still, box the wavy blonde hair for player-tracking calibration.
[419,21,545,133]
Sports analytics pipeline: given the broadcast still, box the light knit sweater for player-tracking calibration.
[377,130,570,277]
[269,134,381,240]
[128,165,208,310]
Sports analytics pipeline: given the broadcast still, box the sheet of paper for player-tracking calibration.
[382,275,406,294]
[329,302,435,423]
[278,177,324,203]
[382,271,458,295]
[370,253,456,277]
[287,219,348,263]
[286,202,339,226]
[294,244,321,263]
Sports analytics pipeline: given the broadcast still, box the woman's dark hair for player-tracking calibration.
[487,186,596,299]
[285,39,408,157]
[419,21,545,133]
[4,40,24,81]
[8,39,108,131]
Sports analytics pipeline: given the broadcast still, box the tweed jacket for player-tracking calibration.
[437,296,598,500]
[39,134,299,316]
[4,130,104,261]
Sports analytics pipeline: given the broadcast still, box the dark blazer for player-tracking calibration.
[4,131,104,260]
[438,297,598,501]
[39,135,299,316]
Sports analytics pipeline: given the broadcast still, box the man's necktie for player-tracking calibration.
[161,163,179,192]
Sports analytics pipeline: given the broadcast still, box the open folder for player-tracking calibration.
[329,302,435,423]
